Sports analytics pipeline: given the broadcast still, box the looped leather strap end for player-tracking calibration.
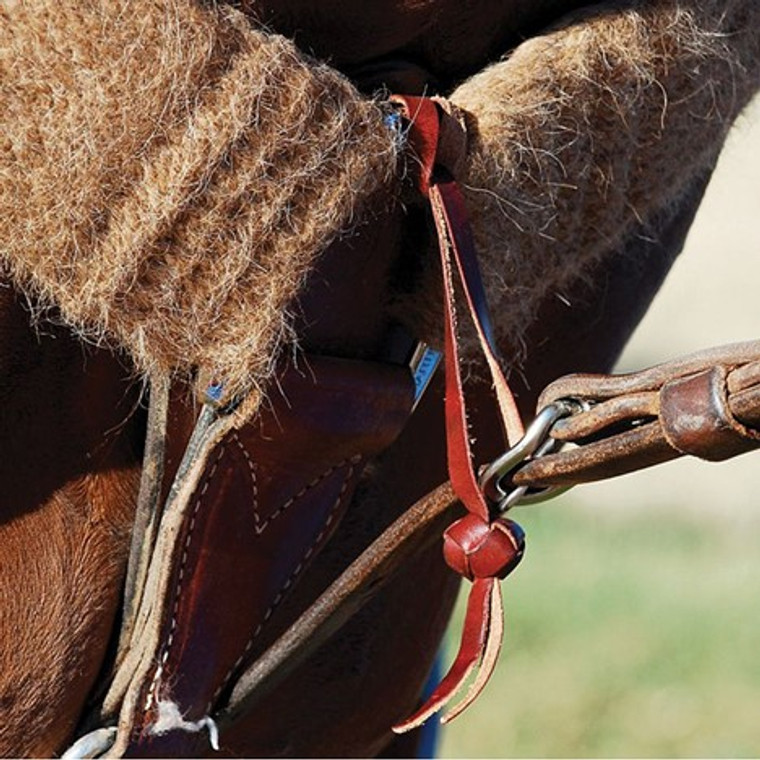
[660,366,760,461]
[389,95,468,195]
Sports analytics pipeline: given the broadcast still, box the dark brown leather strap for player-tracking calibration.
[513,342,760,487]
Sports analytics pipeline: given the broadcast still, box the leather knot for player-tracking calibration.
[443,514,525,580]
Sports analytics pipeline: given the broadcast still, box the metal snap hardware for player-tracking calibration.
[478,399,584,513]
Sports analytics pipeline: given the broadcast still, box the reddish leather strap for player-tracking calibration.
[390,95,525,731]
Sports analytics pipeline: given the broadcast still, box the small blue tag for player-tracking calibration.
[411,346,442,405]
[206,382,224,404]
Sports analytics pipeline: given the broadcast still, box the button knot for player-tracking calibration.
[443,514,525,580]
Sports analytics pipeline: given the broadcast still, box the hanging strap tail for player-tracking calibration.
[394,577,503,732]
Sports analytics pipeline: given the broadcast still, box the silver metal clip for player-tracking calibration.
[479,399,582,513]
[409,343,442,412]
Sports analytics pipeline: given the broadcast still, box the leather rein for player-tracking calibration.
[62,96,760,757]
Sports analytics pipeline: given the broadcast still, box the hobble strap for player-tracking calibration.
[389,96,525,732]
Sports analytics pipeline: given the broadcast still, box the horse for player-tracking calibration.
[1,0,759,756]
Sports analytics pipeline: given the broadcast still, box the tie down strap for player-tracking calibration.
[387,95,529,732]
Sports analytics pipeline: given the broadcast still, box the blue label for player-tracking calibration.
[413,348,442,402]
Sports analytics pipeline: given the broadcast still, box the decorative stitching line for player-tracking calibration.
[143,445,226,715]
[232,430,359,535]
[142,440,362,721]
[207,455,361,710]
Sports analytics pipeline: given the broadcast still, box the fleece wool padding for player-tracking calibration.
[427,0,760,364]
[0,0,397,401]
[2,1,760,403]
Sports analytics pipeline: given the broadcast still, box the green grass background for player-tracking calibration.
[439,503,760,757]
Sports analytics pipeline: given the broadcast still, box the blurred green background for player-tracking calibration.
[440,97,760,757]
[440,507,760,757]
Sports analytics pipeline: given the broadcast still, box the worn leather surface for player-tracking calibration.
[114,358,414,757]
[515,343,760,487]
[661,366,760,460]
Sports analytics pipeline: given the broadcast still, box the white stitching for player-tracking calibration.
[232,430,359,534]
[143,444,362,718]
[207,456,360,710]
[143,445,226,714]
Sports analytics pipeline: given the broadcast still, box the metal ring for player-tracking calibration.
[478,399,581,511]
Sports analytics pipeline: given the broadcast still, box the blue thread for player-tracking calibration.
[384,111,403,133]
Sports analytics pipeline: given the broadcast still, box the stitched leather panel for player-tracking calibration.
[123,356,413,755]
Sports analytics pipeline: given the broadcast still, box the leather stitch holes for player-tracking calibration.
[144,444,226,715]
[208,454,361,710]
[144,437,362,718]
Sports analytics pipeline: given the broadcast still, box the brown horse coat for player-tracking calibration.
[1,0,759,755]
